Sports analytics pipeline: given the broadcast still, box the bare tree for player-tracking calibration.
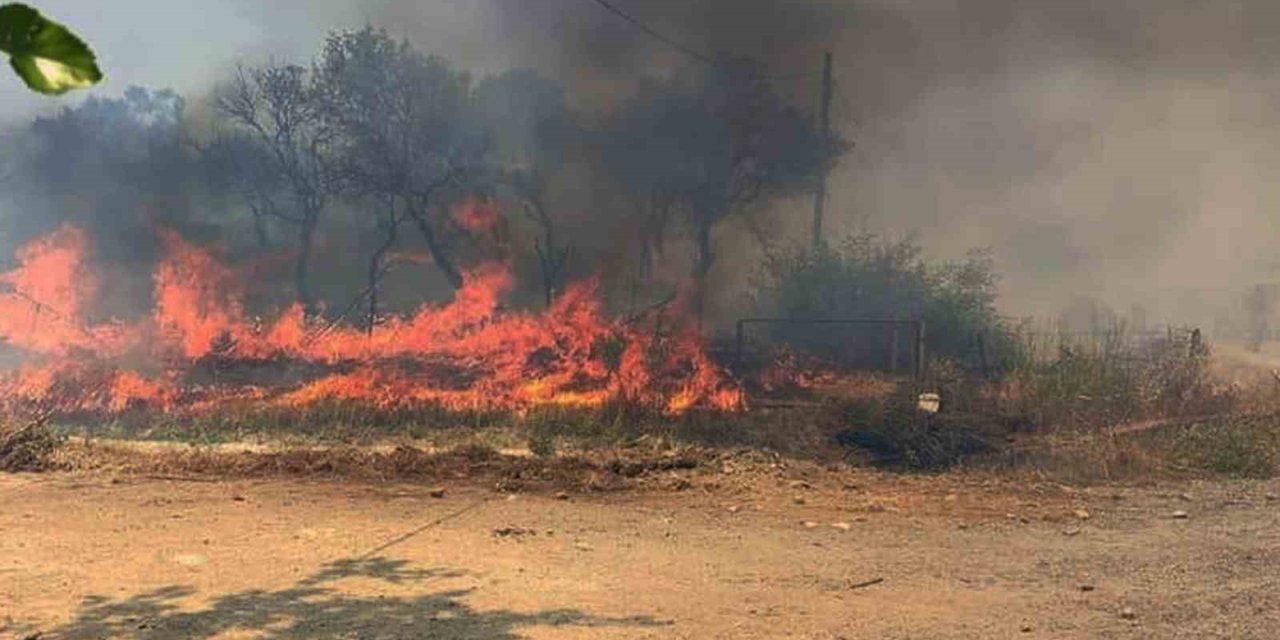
[315,27,486,314]
[475,69,579,308]
[600,60,846,322]
[217,64,335,315]
[196,129,283,251]
[509,169,570,308]
[365,193,402,334]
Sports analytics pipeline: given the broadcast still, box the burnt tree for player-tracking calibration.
[475,69,580,308]
[315,27,487,307]
[600,60,845,322]
[217,64,336,315]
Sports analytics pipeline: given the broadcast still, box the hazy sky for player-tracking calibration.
[0,1,379,121]
[8,0,1280,326]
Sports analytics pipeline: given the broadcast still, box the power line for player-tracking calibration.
[587,0,717,66]
[585,0,821,82]
[774,70,819,81]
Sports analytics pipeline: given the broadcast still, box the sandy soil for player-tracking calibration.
[1,468,1278,640]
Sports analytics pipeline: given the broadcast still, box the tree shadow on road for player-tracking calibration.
[39,556,671,639]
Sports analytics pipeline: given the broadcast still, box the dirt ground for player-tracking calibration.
[2,464,1278,640]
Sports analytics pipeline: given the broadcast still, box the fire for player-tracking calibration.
[153,228,248,359]
[107,371,174,412]
[0,222,742,418]
[452,197,501,233]
[0,225,96,356]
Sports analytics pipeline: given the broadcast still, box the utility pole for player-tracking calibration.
[811,50,833,251]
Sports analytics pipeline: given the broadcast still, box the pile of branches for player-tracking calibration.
[0,416,64,472]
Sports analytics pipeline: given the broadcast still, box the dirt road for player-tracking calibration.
[2,469,1277,639]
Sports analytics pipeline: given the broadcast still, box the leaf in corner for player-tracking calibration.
[0,3,102,95]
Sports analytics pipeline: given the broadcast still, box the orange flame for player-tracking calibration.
[153,228,248,359]
[0,225,97,356]
[452,197,501,233]
[0,222,742,418]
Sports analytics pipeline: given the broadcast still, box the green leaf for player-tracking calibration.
[0,3,101,95]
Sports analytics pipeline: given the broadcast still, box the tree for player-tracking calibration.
[197,128,287,252]
[0,3,101,95]
[600,59,845,320]
[24,87,191,240]
[0,86,219,320]
[475,69,580,307]
[314,27,488,323]
[217,63,337,314]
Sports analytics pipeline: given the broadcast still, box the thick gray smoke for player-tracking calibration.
[819,0,1280,333]
[4,0,1277,333]
[357,0,1276,331]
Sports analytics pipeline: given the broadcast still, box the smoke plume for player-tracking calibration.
[7,0,1280,332]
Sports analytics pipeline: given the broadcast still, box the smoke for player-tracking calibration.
[6,0,1278,332]
[817,0,1280,330]
[404,0,1280,330]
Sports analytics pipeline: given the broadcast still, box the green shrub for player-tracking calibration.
[748,235,1016,373]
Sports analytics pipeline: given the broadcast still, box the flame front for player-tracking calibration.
[0,224,741,418]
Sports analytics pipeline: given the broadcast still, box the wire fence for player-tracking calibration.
[733,317,926,378]
[1010,326,1204,365]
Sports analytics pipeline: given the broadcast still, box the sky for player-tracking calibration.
[6,0,1280,328]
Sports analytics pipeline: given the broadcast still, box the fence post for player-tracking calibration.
[915,320,927,380]
[889,323,901,372]
[735,319,746,368]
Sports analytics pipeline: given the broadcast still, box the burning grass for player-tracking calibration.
[0,224,741,420]
[2,224,1274,485]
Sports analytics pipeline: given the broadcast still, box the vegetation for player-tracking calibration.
[991,325,1225,431]
[0,418,63,471]
[1,25,839,325]
[313,27,488,303]
[0,17,1272,486]
[1163,414,1280,479]
[748,233,1013,371]
[598,60,846,316]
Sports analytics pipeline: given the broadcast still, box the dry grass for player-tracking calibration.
[5,328,1275,487]
[984,326,1231,430]
[0,418,65,472]
[48,436,717,493]
[56,400,515,446]
[966,413,1280,484]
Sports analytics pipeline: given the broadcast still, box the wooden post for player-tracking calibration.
[889,323,900,372]
[811,51,833,251]
[914,320,927,380]
[735,319,746,368]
